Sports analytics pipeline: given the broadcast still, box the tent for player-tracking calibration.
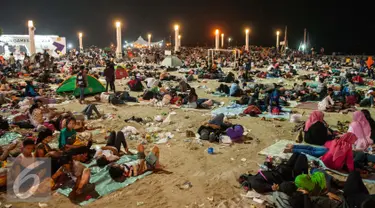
[56,75,105,96]
[115,66,129,79]
[161,55,183,67]
[128,36,163,48]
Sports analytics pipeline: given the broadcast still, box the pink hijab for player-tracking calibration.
[350,111,373,150]
[305,111,324,131]
[330,133,358,162]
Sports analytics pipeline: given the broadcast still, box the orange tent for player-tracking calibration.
[366,56,374,69]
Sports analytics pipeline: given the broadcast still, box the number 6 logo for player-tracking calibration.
[13,160,45,199]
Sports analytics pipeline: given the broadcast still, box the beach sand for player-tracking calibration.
[2,69,375,208]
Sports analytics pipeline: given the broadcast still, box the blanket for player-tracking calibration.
[0,132,22,146]
[57,155,152,205]
[295,101,319,110]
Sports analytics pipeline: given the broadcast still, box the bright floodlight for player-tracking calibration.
[148,34,152,38]
[221,33,224,37]
[245,29,249,34]
[116,21,121,28]
[228,38,232,42]
[174,25,179,31]
[79,32,83,38]
[276,31,280,36]
[301,44,305,49]
[178,35,181,39]
[67,43,73,49]
[215,29,219,35]
[28,20,34,27]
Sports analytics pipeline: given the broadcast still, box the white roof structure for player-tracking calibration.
[127,36,163,48]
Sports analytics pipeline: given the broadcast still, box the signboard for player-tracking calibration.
[0,35,66,59]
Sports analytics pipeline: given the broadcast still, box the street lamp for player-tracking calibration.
[28,20,36,55]
[245,28,250,51]
[221,33,224,48]
[228,37,232,47]
[78,32,83,52]
[115,21,122,59]
[276,31,280,51]
[215,29,220,50]
[148,33,152,49]
[174,24,180,52]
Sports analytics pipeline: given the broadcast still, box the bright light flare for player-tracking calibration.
[28,20,34,27]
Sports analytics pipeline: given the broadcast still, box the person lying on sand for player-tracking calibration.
[107,144,162,181]
[51,154,91,197]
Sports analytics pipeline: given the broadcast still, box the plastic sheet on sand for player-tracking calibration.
[211,104,247,116]
[57,155,152,205]
[0,132,22,146]
[211,104,291,119]
[258,140,375,184]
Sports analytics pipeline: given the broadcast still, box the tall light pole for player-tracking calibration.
[221,33,224,48]
[78,32,83,53]
[28,20,36,55]
[303,28,307,53]
[228,38,232,47]
[115,21,122,59]
[174,24,180,52]
[245,29,250,51]
[178,35,181,48]
[276,31,280,51]
[215,29,220,50]
[148,33,152,49]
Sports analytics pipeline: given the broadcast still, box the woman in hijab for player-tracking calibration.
[361,109,375,142]
[304,111,332,145]
[321,133,357,172]
[348,111,373,151]
[343,171,375,208]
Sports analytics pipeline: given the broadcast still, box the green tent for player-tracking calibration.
[56,75,106,96]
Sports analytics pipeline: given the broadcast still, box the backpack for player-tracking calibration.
[226,125,244,141]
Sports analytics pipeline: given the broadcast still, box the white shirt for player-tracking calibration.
[318,96,334,111]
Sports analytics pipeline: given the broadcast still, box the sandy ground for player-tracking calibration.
[1,68,375,208]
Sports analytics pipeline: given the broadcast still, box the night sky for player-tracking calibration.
[1,0,374,54]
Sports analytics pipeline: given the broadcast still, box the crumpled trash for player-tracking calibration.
[146,127,163,133]
[154,115,163,122]
[103,113,116,120]
[177,181,192,190]
[290,114,302,123]
[38,203,48,208]
[121,126,139,136]
[155,132,174,144]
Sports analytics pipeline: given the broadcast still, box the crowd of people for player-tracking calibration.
[1,44,375,207]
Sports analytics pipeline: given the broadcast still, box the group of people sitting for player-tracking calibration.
[286,110,375,173]
[1,125,163,201]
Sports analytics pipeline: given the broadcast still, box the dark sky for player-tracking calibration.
[1,0,374,54]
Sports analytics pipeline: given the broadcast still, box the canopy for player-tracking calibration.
[161,55,183,67]
[56,75,105,96]
[128,36,163,48]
